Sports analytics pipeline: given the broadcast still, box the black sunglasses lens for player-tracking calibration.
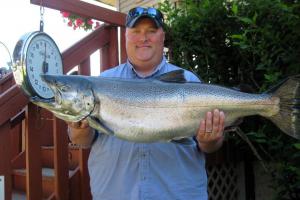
[147,8,157,17]
[148,8,163,22]
[130,7,144,17]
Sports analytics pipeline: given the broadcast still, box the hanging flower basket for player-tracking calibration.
[60,11,101,31]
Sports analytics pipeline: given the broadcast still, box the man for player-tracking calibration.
[68,7,225,200]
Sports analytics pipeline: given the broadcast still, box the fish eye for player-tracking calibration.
[85,102,91,109]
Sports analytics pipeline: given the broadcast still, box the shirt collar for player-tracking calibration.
[126,56,167,79]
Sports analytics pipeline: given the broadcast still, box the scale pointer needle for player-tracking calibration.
[42,42,49,74]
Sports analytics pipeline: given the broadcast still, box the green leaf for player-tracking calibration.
[232,3,238,15]
[256,63,266,70]
[239,44,249,49]
[255,138,267,143]
[293,143,300,150]
[252,12,258,24]
[264,72,281,83]
[238,17,254,25]
[231,34,243,40]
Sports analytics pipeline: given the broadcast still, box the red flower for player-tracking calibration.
[61,10,97,31]
[67,20,73,27]
[76,18,84,27]
[61,11,70,18]
[87,19,94,25]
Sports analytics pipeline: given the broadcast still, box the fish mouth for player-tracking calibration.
[41,74,57,84]
[40,74,65,105]
[30,96,85,122]
[34,74,94,122]
[41,74,64,88]
[30,96,58,111]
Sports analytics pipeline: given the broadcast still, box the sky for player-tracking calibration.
[0,0,111,76]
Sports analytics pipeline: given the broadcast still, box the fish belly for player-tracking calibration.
[99,102,202,142]
[98,100,275,142]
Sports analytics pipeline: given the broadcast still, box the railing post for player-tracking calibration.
[0,121,12,200]
[108,26,119,67]
[79,58,91,76]
[120,27,127,63]
[0,73,15,93]
[100,26,119,72]
[100,44,109,72]
[26,103,43,200]
[79,149,92,200]
[53,117,69,200]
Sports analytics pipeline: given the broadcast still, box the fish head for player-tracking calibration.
[31,74,95,122]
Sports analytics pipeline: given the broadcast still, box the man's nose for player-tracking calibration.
[139,32,148,42]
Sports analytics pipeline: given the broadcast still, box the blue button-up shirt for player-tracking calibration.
[88,57,208,200]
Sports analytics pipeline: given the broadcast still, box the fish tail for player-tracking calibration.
[268,75,300,139]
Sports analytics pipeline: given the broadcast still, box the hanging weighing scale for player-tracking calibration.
[13,4,63,99]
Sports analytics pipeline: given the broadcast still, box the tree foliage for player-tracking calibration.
[159,0,300,199]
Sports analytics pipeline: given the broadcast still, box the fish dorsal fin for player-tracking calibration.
[156,70,186,83]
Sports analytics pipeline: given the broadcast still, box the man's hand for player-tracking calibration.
[67,119,90,129]
[67,119,95,147]
[196,109,225,153]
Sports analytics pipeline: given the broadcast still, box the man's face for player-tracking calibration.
[125,18,165,68]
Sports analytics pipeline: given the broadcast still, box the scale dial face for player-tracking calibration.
[13,31,63,99]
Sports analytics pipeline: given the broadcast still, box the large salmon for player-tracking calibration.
[31,70,300,142]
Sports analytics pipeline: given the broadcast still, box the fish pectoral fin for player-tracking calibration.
[171,137,195,145]
[87,117,114,135]
[156,70,187,83]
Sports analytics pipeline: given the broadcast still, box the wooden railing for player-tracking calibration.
[0,0,127,199]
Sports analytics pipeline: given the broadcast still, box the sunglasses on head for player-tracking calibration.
[128,7,164,23]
